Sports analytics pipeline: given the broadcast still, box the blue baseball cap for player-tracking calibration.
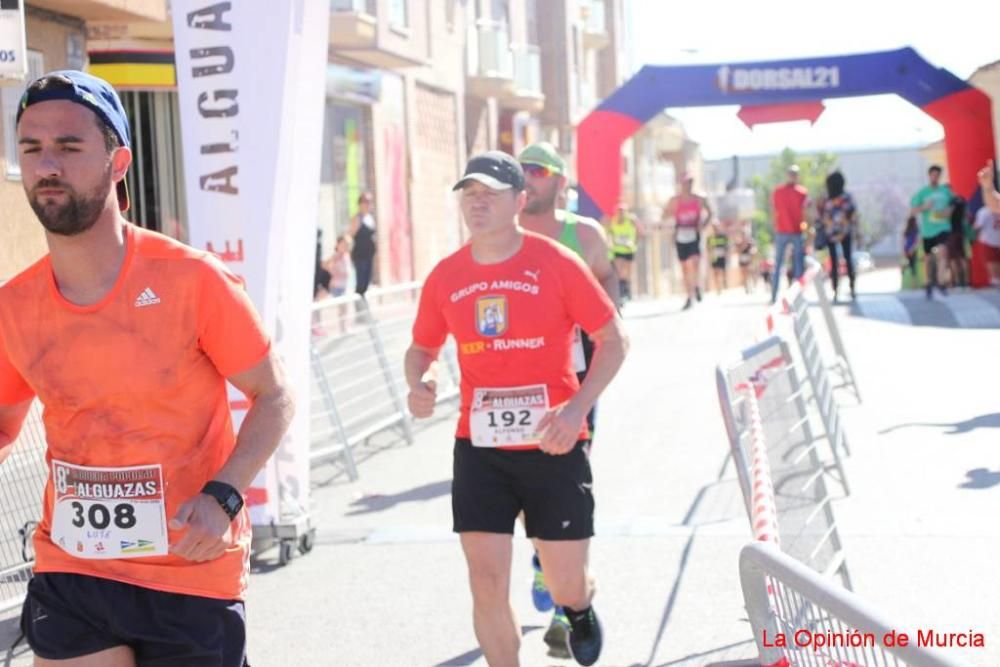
[16,70,131,212]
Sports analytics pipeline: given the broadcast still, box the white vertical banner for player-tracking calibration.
[0,0,28,80]
[172,1,330,529]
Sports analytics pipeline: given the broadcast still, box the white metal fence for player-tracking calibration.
[309,283,459,479]
[740,542,970,667]
[0,402,46,616]
[717,336,852,589]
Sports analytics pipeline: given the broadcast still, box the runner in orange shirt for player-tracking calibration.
[405,152,629,666]
[0,71,294,667]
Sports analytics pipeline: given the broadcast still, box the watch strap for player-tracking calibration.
[201,480,244,521]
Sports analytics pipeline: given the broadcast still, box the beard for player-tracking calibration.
[523,181,560,215]
[28,166,112,237]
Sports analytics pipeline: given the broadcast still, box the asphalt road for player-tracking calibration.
[3,269,998,666]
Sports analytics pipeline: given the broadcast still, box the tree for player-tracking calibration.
[851,182,908,250]
[748,148,838,254]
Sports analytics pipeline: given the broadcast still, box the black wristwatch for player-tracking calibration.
[201,481,244,521]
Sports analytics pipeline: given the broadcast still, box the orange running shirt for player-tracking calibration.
[0,224,270,600]
[412,232,616,447]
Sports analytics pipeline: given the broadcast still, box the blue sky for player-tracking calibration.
[625,0,1000,159]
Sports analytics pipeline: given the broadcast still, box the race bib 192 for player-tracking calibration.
[470,384,549,447]
[50,460,169,559]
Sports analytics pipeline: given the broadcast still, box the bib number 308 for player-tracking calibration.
[69,502,137,530]
[50,460,169,560]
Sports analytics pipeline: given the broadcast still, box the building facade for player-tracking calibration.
[0,0,629,286]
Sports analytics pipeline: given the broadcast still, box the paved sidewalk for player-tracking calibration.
[3,269,998,666]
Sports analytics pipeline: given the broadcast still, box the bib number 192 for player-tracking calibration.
[487,410,532,428]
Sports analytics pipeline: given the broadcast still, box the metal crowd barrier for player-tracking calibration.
[309,282,459,479]
[740,542,969,667]
[768,258,862,404]
[0,401,46,616]
[807,259,862,403]
[783,279,853,481]
[717,336,851,589]
[765,261,856,496]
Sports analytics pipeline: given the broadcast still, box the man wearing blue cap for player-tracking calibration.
[0,71,293,666]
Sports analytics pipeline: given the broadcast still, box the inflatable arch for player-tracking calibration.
[577,48,995,221]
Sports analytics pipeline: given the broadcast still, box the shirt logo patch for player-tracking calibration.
[475,295,507,337]
[134,287,161,308]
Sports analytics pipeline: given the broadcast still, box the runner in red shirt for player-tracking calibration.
[0,71,294,667]
[405,152,628,667]
[770,164,809,303]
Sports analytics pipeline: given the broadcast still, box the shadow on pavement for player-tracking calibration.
[311,408,458,489]
[878,412,1000,436]
[433,625,544,666]
[959,468,1000,490]
[346,479,452,516]
[644,638,757,666]
[638,455,750,667]
[849,290,1000,329]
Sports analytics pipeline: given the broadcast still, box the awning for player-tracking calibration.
[87,50,176,89]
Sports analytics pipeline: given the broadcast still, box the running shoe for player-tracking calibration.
[566,606,603,666]
[682,298,693,310]
[530,554,553,612]
[543,607,571,659]
[695,286,702,302]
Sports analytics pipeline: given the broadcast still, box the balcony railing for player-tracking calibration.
[579,0,609,49]
[511,44,541,96]
[331,0,374,13]
[469,20,513,80]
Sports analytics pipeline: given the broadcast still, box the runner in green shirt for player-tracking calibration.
[910,164,954,298]
[516,142,617,660]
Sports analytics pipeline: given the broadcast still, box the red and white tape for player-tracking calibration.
[745,383,780,545]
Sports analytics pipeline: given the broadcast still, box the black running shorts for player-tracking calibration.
[922,231,949,255]
[21,572,249,666]
[452,439,594,540]
[676,239,701,261]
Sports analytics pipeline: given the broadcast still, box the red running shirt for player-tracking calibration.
[772,183,809,234]
[412,233,616,447]
[675,197,703,228]
[0,224,270,600]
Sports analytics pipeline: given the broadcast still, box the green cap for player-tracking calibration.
[517,142,567,176]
